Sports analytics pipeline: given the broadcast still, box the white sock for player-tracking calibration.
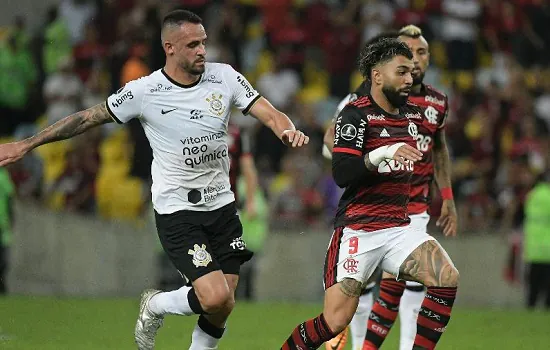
[350,285,375,350]
[189,317,224,350]
[399,283,425,350]
[148,286,196,316]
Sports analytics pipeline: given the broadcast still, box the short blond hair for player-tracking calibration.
[398,25,422,38]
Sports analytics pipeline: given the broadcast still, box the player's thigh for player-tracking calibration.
[155,210,221,283]
[382,228,458,287]
[324,227,386,290]
[207,202,254,277]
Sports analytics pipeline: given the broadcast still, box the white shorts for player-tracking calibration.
[409,211,430,231]
[323,224,434,289]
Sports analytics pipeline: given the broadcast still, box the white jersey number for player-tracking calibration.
[416,134,432,152]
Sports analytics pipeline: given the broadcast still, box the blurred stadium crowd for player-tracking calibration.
[0,0,549,235]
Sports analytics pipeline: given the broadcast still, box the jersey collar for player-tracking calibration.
[161,69,202,89]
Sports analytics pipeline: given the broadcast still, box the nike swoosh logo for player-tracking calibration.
[161,108,177,115]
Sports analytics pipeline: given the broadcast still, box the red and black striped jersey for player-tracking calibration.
[228,124,251,206]
[332,95,422,232]
[407,84,449,215]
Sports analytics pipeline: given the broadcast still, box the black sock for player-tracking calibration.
[197,315,225,339]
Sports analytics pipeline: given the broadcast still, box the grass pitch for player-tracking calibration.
[1,296,549,349]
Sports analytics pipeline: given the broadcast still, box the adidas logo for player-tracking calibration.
[380,128,390,137]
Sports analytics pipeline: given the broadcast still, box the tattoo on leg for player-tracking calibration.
[339,278,363,297]
[399,240,458,287]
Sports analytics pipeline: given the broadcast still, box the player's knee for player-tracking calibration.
[198,286,232,314]
[443,266,460,287]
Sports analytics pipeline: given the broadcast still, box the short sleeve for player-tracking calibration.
[333,105,367,157]
[105,79,146,124]
[225,66,261,115]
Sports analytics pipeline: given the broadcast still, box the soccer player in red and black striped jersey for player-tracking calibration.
[281,38,459,350]
[363,25,458,350]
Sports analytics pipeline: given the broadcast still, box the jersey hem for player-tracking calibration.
[243,94,261,115]
[105,102,123,124]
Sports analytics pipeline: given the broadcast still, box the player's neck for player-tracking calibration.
[163,63,201,86]
[370,88,399,115]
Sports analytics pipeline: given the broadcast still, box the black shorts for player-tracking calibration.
[155,202,253,282]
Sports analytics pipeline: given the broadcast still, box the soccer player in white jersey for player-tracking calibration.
[0,10,309,350]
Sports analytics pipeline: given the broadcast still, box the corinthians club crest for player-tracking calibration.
[188,244,212,267]
[206,93,226,117]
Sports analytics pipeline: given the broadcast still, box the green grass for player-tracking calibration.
[1,296,549,349]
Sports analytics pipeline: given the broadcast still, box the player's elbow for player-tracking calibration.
[331,167,350,188]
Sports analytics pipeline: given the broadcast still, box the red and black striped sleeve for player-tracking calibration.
[332,105,369,187]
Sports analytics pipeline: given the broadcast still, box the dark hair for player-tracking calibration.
[365,32,399,46]
[358,38,413,79]
[162,10,202,28]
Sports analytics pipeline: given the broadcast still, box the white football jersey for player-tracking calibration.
[106,63,261,214]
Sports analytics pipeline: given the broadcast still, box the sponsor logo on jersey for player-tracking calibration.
[150,83,172,93]
[180,132,224,145]
[405,112,422,120]
[341,124,357,141]
[367,114,385,121]
[111,90,133,108]
[236,75,255,98]
[206,93,226,116]
[229,237,247,250]
[356,119,366,148]
[204,74,222,84]
[203,184,226,203]
[190,109,203,119]
[425,95,445,107]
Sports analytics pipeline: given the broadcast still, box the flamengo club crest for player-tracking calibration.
[188,244,212,267]
[206,93,226,116]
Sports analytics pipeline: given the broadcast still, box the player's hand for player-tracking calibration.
[437,199,458,237]
[281,129,309,148]
[392,144,423,165]
[0,141,30,167]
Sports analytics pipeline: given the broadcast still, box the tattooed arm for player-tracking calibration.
[0,103,113,167]
[433,129,458,236]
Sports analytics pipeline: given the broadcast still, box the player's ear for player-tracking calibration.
[372,69,382,86]
[163,41,174,56]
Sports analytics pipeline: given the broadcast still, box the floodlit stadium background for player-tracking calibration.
[0,1,549,349]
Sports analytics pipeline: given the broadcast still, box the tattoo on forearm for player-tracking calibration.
[399,240,458,287]
[339,278,363,297]
[25,103,112,149]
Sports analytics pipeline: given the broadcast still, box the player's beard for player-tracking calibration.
[182,59,205,75]
[412,71,425,86]
[382,85,409,108]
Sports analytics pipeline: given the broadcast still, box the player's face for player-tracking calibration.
[398,36,429,86]
[378,55,414,107]
[172,23,207,75]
